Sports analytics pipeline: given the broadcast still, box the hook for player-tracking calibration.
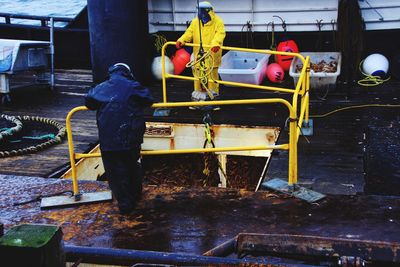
[330,19,336,31]
[266,21,276,50]
[266,21,271,31]
[203,112,213,125]
[242,21,252,31]
[246,20,252,30]
[316,19,323,31]
[266,21,275,33]
[273,15,287,32]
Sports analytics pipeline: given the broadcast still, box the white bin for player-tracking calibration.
[289,52,341,90]
[218,50,269,85]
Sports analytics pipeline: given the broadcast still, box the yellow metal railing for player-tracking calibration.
[65,43,310,197]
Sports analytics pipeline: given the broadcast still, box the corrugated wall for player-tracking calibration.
[148,0,400,32]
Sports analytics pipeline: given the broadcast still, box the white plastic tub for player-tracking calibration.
[218,50,270,85]
[289,52,341,89]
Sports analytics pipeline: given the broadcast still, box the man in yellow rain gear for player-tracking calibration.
[176,1,226,110]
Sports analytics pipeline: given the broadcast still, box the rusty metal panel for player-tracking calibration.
[236,233,400,263]
[142,122,280,157]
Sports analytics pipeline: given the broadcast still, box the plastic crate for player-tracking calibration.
[289,52,341,90]
[218,50,270,85]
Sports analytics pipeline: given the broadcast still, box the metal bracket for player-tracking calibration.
[40,191,112,209]
[301,119,313,136]
[153,108,171,117]
[262,178,325,203]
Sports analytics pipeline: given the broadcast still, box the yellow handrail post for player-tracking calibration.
[161,42,168,103]
[305,56,311,123]
[288,55,308,187]
[288,111,298,186]
[300,57,306,126]
[65,106,88,199]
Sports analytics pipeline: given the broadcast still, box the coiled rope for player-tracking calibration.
[186,50,216,99]
[0,115,66,158]
[357,60,391,87]
[0,114,23,142]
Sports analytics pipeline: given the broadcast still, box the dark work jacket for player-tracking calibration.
[85,71,154,151]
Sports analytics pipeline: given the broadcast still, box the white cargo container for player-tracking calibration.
[289,52,341,90]
[218,50,270,85]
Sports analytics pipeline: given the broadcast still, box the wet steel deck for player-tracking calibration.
[1,69,400,259]
[1,174,400,255]
[2,70,400,195]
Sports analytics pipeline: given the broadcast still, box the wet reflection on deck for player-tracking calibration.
[1,174,399,255]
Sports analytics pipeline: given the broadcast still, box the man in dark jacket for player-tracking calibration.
[85,63,154,215]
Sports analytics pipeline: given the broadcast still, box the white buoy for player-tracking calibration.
[151,56,174,80]
[362,53,389,77]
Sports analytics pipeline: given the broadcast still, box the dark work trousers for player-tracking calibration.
[101,145,143,213]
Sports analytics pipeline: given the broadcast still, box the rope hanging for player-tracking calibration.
[201,115,228,187]
[152,33,168,53]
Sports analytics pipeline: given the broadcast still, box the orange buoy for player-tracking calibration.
[172,48,191,75]
[276,40,299,71]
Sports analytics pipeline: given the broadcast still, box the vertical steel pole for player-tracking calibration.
[304,56,310,123]
[288,116,297,186]
[50,17,55,90]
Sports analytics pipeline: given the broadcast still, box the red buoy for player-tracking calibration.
[172,48,191,75]
[266,63,285,83]
[276,40,299,71]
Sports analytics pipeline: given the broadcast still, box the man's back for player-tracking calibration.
[85,70,154,151]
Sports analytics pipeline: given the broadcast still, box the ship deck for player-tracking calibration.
[1,69,400,262]
[2,69,400,194]
[1,174,399,254]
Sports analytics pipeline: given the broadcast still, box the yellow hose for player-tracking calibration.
[310,104,400,118]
